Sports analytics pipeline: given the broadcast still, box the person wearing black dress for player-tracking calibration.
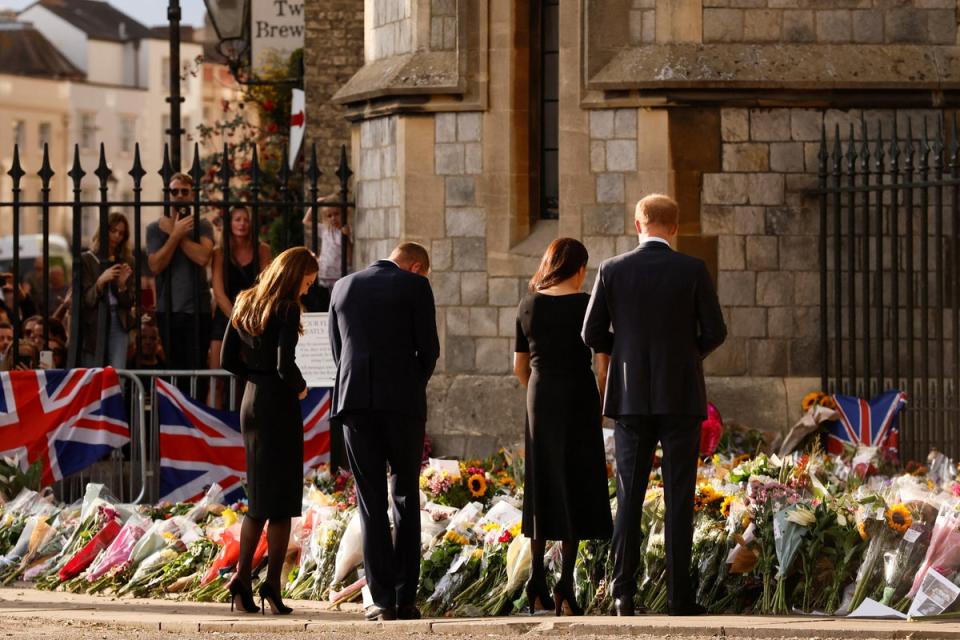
[210,207,272,407]
[514,238,613,616]
[220,247,318,615]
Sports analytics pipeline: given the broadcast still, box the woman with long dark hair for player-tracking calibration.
[220,247,318,615]
[514,238,612,616]
[209,207,272,405]
[79,212,135,368]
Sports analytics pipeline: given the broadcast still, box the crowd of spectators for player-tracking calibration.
[0,173,353,385]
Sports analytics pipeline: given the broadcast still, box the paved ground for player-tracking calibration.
[1,587,959,640]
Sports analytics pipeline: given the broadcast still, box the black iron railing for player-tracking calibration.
[818,114,960,461]
[1,141,353,371]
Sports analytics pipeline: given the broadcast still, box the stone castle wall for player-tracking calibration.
[309,0,960,455]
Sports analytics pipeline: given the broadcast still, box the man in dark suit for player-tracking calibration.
[328,242,440,622]
[582,194,726,617]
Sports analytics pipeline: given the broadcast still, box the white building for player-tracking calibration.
[17,0,204,239]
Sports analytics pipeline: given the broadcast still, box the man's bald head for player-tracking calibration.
[390,242,431,276]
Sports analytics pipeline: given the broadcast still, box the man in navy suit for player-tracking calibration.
[583,194,726,616]
[328,242,440,621]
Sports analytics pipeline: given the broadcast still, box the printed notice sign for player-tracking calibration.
[251,0,305,75]
[296,312,336,388]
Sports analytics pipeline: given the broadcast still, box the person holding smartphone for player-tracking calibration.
[146,173,214,374]
[79,212,136,369]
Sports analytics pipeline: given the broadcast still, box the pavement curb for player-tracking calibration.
[3,588,960,638]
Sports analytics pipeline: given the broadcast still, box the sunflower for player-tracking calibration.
[720,495,735,519]
[801,391,822,412]
[857,520,870,541]
[467,473,487,497]
[886,504,913,534]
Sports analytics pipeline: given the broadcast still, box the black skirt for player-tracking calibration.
[521,368,613,541]
[241,375,303,519]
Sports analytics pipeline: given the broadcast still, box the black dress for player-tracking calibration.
[221,301,307,520]
[516,292,613,541]
[212,256,259,338]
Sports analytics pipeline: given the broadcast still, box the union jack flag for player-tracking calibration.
[156,379,331,503]
[826,390,907,455]
[0,368,130,486]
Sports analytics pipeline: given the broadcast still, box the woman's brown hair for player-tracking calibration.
[529,238,589,292]
[231,246,318,337]
[90,212,132,263]
[219,207,253,251]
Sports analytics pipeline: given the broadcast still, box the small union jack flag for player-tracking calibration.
[826,390,907,455]
[157,379,331,503]
[0,368,130,486]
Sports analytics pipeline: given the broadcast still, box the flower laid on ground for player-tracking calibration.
[3,434,960,618]
[467,474,487,498]
[885,504,913,534]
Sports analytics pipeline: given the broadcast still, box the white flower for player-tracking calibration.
[785,506,816,527]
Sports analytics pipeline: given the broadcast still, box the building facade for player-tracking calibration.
[17,0,204,239]
[308,0,958,455]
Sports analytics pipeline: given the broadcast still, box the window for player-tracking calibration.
[13,120,25,149]
[38,122,51,150]
[80,113,97,150]
[120,116,136,153]
[536,0,559,220]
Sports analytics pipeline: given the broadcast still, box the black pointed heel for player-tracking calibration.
[553,582,583,616]
[525,577,553,614]
[228,579,260,614]
[258,583,293,615]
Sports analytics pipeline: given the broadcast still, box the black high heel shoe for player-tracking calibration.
[525,576,553,614]
[553,582,583,616]
[228,579,260,614]
[258,583,293,615]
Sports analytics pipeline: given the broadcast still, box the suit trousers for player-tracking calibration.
[340,411,424,609]
[611,415,701,609]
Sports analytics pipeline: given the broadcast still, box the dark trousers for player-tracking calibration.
[157,311,211,398]
[340,411,424,609]
[611,415,701,609]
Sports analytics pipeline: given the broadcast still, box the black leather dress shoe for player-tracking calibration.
[610,597,635,616]
[397,604,422,620]
[364,604,397,621]
[668,602,706,616]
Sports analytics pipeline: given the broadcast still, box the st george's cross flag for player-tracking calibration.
[156,379,331,503]
[0,368,130,486]
[826,390,907,455]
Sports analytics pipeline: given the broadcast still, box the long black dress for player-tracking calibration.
[516,292,613,541]
[221,301,307,520]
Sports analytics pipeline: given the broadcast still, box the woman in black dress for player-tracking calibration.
[209,206,272,406]
[514,238,612,616]
[220,247,318,615]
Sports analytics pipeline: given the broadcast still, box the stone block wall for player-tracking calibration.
[429,112,523,377]
[370,0,414,59]
[355,116,401,265]
[701,0,957,44]
[701,106,944,379]
[304,0,364,195]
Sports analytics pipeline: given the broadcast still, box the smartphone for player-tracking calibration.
[39,350,53,369]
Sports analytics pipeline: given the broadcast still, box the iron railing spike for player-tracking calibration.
[7,144,24,184]
[336,144,353,181]
[38,143,54,185]
[94,143,112,185]
[67,144,85,186]
[129,143,146,183]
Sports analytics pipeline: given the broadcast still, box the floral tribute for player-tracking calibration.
[1,411,960,619]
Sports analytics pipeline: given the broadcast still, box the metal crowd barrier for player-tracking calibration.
[53,369,239,505]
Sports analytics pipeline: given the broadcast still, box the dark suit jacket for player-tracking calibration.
[328,260,440,421]
[582,241,726,420]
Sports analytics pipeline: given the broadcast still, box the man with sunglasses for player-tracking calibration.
[146,172,214,375]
